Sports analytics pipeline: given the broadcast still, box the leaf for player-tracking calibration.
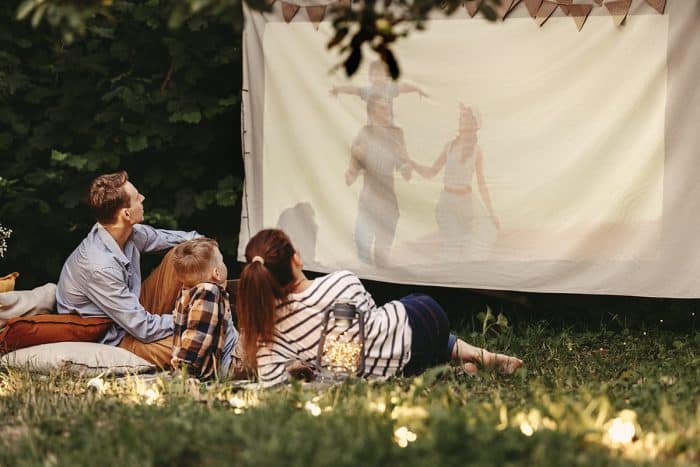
[344,46,362,77]
[327,26,349,49]
[169,111,202,124]
[181,111,202,124]
[381,48,399,80]
[125,135,148,152]
[218,95,238,107]
[16,0,37,21]
[480,4,498,21]
[50,149,69,162]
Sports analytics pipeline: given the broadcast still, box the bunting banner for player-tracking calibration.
[239,1,700,297]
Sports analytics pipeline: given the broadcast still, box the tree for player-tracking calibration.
[15,0,503,78]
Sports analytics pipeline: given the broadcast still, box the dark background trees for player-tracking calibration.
[1,1,244,287]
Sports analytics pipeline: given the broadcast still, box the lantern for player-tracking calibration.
[316,299,365,380]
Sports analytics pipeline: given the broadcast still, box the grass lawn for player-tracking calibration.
[1,319,698,467]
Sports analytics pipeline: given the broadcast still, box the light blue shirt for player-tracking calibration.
[56,223,201,346]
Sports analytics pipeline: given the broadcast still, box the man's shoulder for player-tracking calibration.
[65,237,120,273]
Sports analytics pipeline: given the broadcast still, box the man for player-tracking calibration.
[56,170,201,366]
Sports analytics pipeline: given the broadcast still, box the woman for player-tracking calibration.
[237,229,522,387]
[411,103,499,258]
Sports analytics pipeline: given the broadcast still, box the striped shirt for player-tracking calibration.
[256,270,412,387]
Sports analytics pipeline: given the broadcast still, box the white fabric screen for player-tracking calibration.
[239,1,700,298]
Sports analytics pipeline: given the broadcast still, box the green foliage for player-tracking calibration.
[1,325,698,466]
[15,0,501,81]
[0,1,244,286]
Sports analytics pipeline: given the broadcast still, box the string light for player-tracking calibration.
[322,336,361,373]
[607,418,635,444]
[393,426,417,448]
[304,401,322,417]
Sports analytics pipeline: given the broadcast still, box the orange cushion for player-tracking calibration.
[0,314,113,354]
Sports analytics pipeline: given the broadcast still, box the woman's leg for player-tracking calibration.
[451,338,523,374]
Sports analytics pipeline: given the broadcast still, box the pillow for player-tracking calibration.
[0,314,113,354]
[0,342,155,376]
[0,282,57,327]
[0,272,19,292]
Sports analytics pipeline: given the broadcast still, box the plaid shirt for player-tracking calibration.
[171,282,232,379]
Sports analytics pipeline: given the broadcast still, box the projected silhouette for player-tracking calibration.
[276,202,318,267]
[331,60,427,266]
[411,103,500,258]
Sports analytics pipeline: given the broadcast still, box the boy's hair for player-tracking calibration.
[172,238,220,286]
[88,171,130,224]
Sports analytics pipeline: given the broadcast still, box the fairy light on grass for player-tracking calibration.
[142,387,160,405]
[304,401,322,417]
[368,399,386,413]
[607,418,636,444]
[519,421,534,437]
[87,376,105,394]
[393,426,417,448]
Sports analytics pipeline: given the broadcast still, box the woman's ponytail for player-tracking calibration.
[236,229,296,368]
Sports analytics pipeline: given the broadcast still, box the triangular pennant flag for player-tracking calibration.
[465,0,483,17]
[509,0,523,14]
[305,5,327,26]
[646,0,666,14]
[556,0,572,15]
[605,0,632,26]
[536,1,558,26]
[524,0,543,17]
[569,4,593,30]
[281,1,300,22]
[494,0,520,19]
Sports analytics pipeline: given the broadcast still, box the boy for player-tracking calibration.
[171,238,239,379]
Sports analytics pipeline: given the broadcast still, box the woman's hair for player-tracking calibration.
[172,238,219,286]
[236,229,296,367]
[88,170,130,224]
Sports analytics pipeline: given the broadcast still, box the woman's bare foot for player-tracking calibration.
[495,354,523,375]
[463,362,478,376]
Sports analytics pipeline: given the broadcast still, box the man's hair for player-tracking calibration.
[172,238,220,286]
[88,171,130,224]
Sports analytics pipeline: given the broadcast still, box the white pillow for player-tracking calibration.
[0,282,57,328]
[0,342,155,376]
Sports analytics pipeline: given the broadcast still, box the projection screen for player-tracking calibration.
[239,1,700,298]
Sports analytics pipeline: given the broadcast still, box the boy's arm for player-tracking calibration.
[171,284,223,374]
[330,85,363,98]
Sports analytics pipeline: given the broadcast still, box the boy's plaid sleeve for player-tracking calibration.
[171,285,222,375]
